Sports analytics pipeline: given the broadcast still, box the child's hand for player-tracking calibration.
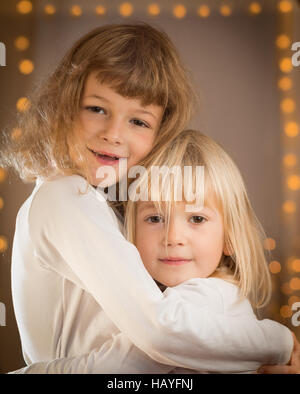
[257,332,300,374]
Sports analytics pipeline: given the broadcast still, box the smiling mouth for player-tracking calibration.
[159,258,192,266]
[87,147,125,161]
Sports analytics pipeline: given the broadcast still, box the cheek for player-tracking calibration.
[130,134,155,161]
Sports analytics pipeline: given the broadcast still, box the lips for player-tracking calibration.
[159,257,192,266]
[88,147,122,160]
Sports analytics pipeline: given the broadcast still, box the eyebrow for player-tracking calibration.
[85,94,158,120]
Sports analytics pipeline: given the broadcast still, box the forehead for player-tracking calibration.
[82,72,163,115]
[136,198,219,216]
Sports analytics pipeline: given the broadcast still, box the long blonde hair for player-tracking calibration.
[0,23,196,184]
[125,129,272,309]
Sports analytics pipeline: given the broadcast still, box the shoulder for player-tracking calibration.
[28,174,116,238]
[167,278,226,313]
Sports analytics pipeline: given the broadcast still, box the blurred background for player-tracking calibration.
[0,0,299,373]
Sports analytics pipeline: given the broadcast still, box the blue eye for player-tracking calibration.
[85,106,106,114]
[190,216,206,224]
[146,215,164,223]
[131,119,149,128]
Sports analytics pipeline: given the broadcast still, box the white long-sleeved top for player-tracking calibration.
[11,174,293,373]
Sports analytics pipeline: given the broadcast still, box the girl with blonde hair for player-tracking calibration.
[2,22,297,374]
[11,130,298,374]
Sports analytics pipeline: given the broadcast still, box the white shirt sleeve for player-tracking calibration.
[27,176,293,372]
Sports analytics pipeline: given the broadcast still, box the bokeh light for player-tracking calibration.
[148,4,160,16]
[219,5,232,16]
[278,0,293,13]
[287,175,300,191]
[281,282,293,295]
[16,97,31,112]
[16,0,32,14]
[276,34,291,49]
[249,2,262,15]
[282,200,296,214]
[14,36,30,51]
[119,3,133,17]
[173,5,187,19]
[283,153,297,168]
[280,98,295,114]
[279,57,293,73]
[44,4,56,15]
[280,305,292,318]
[18,59,34,75]
[291,259,300,273]
[278,76,292,91]
[0,236,8,253]
[11,128,22,141]
[0,197,4,210]
[284,121,299,137]
[197,5,210,18]
[70,5,82,16]
[290,277,300,291]
[263,238,276,251]
[95,5,106,15]
[269,260,281,274]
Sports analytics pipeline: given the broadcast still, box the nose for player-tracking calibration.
[163,219,186,247]
[101,118,123,145]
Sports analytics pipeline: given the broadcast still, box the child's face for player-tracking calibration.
[135,200,227,287]
[70,72,163,187]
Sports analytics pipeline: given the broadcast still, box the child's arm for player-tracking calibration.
[28,176,293,372]
[9,333,173,374]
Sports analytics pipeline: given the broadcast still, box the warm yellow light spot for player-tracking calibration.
[278,0,293,13]
[148,4,160,16]
[287,175,300,190]
[44,4,56,15]
[0,168,7,183]
[0,236,8,253]
[288,296,300,306]
[95,5,106,15]
[197,5,210,18]
[119,3,133,17]
[281,282,293,295]
[11,128,23,141]
[282,200,296,214]
[280,305,292,318]
[17,97,31,112]
[285,121,299,137]
[19,59,34,75]
[278,76,292,91]
[249,2,262,15]
[220,5,232,17]
[263,238,276,251]
[173,5,187,19]
[0,197,4,210]
[276,34,291,49]
[280,98,295,114]
[291,259,300,272]
[14,36,30,51]
[290,277,300,290]
[17,0,33,14]
[283,154,297,168]
[279,57,293,73]
[70,5,82,16]
[269,260,281,274]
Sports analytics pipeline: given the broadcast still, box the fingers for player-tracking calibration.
[257,365,297,374]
